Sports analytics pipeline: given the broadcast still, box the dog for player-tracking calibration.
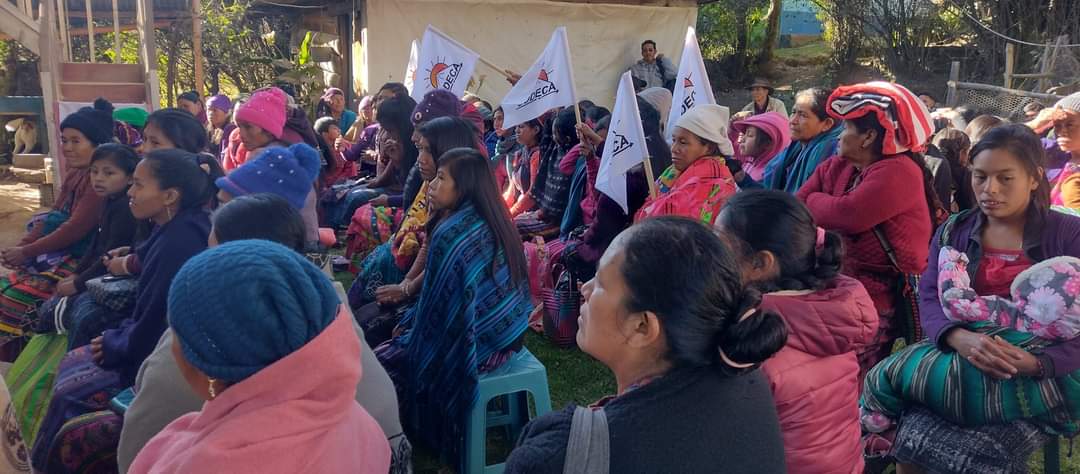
[7,118,37,155]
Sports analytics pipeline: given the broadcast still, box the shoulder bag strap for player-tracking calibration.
[563,406,610,474]
[871,225,903,273]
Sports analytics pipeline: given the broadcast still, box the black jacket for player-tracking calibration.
[505,366,787,473]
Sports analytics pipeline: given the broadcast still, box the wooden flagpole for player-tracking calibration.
[642,156,658,199]
[476,55,512,79]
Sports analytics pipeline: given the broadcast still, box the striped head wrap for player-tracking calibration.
[826,82,933,155]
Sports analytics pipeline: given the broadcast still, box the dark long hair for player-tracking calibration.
[719,190,842,292]
[212,193,306,251]
[418,117,480,160]
[377,96,420,184]
[141,149,224,210]
[145,108,209,153]
[91,143,139,175]
[969,124,1051,212]
[437,147,527,283]
[850,113,943,227]
[797,87,832,121]
[618,217,787,373]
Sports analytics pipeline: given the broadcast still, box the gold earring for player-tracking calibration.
[208,377,217,399]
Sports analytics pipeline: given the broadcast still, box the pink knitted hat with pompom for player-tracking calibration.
[235,87,287,139]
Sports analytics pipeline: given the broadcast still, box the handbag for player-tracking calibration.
[33,295,72,334]
[85,275,138,313]
[871,226,923,343]
[543,264,581,348]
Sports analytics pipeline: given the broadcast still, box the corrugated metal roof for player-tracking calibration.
[61,0,190,15]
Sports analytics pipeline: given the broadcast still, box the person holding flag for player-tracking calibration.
[499,27,581,238]
[634,104,738,225]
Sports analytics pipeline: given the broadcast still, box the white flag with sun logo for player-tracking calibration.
[500,27,578,129]
[411,26,479,101]
[403,39,419,94]
[596,71,649,213]
[665,26,716,142]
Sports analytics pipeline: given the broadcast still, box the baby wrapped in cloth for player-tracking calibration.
[862,247,1080,434]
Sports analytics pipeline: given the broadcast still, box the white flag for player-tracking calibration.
[500,27,578,129]
[411,26,479,101]
[596,71,649,213]
[403,40,419,94]
[666,27,716,142]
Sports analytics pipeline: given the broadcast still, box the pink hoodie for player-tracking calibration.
[729,111,793,181]
[128,310,391,474]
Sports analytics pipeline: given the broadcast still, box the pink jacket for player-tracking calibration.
[128,310,391,474]
[729,111,792,181]
[759,276,879,474]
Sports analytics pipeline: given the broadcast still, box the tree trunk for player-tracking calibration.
[757,0,783,65]
[733,1,751,80]
[165,31,179,107]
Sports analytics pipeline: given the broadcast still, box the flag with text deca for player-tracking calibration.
[596,71,649,213]
[500,27,578,128]
[411,26,479,101]
[666,27,716,141]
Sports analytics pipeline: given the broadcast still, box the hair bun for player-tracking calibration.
[716,290,788,371]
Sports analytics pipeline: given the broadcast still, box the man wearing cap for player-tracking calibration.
[739,78,788,118]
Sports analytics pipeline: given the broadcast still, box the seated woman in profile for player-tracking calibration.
[505,216,788,473]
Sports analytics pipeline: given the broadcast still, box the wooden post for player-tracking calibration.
[111,0,121,63]
[191,0,204,98]
[136,0,161,109]
[1003,43,1015,90]
[945,61,960,107]
[85,0,95,62]
[57,0,71,61]
[40,0,63,184]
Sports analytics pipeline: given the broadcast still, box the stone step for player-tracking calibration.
[10,166,45,184]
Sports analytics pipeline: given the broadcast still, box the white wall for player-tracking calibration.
[362,0,697,107]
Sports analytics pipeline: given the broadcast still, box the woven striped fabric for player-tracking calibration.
[862,322,1080,435]
[827,82,934,156]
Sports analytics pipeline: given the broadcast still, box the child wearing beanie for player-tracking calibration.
[216,143,321,244]
[0,99,114,338]
[634,104,737,224]
[129,240,391,474]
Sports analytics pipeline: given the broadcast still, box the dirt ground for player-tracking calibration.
[0,178,42,276]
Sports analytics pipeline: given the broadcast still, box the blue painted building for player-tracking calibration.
[780,0,824,36]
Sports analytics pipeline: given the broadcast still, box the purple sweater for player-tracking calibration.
[920,206,1080,377]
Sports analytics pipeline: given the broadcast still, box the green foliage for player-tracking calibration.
[697,1,770,62]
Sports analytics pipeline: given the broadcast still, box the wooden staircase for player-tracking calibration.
[59,62,148,103]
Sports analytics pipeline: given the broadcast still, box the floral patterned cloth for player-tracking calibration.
[939,246,1080,341]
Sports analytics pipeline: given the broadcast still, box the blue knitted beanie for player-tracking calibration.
[167,239,339,382]
[214,143,320,210]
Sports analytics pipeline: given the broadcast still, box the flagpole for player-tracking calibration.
[643,156,658,199]
[477,56,513,79]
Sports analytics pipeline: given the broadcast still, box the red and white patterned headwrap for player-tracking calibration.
[826,81,934,155]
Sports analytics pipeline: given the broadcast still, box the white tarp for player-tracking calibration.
[362,0,697,107]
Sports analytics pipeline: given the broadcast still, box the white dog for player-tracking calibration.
[7,118,37,154]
